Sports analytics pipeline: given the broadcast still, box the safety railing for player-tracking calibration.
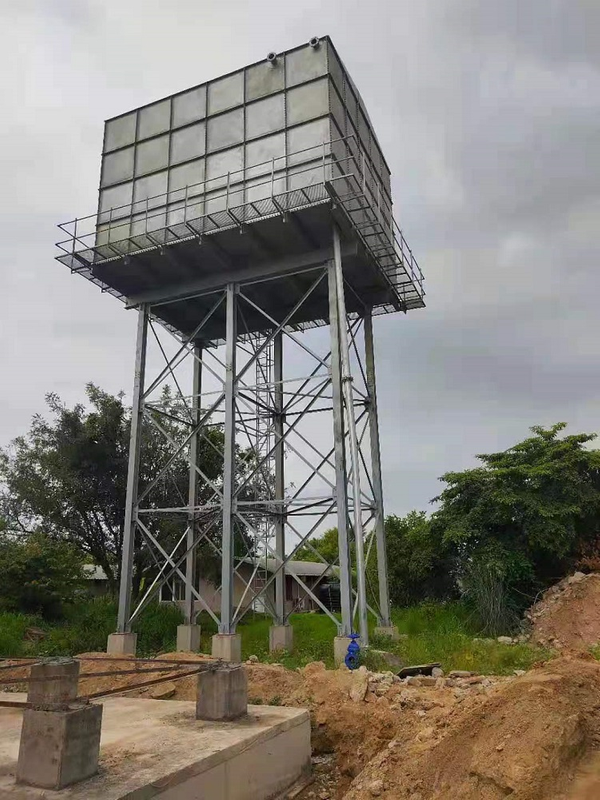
[56,134,424,308]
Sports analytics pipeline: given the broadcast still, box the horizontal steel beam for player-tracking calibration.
[125,243,358,309]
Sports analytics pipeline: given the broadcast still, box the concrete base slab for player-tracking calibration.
[0,694,311,800]
[374,625,400,642]
[333,635,354,667]
[176,624,201,652]
[106,633,137,657]
[212,633,242,664]
[269,625,294,654]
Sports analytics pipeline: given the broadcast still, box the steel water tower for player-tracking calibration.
[56,37,425,662]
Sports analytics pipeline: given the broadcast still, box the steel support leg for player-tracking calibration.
[116,305,149,634]
[185,346,202,625]
[364,309,392,627]
[273,332,286,625]
[219,285,237,633]
[333,226,369,646]
[328,260,353,637]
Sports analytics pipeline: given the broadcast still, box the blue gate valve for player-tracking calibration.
[344,633,361,670]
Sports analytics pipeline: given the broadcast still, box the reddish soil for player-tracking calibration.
[527,573,600,650]
[344,654,600,800]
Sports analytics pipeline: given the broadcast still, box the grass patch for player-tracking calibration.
[197,611,339,669]
[199,603,550,675]
[391,601,479,637]
[377,602,550,675]
[383,631,549,675]
[0,599,551,675]
[0,599,184,659]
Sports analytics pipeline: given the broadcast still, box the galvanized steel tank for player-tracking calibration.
[57,37,424,341]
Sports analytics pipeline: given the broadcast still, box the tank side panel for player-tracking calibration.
[95,38,392,275]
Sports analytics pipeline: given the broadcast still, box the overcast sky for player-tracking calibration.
[1,0,599,517]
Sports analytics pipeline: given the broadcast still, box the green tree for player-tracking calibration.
[433,423,600,618]
[294,517,456,611]
[294,527,340,562]
[0,531,85,618]
[0,384,259,597]
[379,512,457,607]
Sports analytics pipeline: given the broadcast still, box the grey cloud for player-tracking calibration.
[448,0,600,69]
[1,0,598,519]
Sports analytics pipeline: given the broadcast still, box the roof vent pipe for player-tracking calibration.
[309,37,320,48]
[267,51,277,64]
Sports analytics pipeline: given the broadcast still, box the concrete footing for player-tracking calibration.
[16,659,103,790]
[212,633,242,663]
[106,632,137,657]
[333,636,353,667]
[269,624,294,653]
[176,624,201,652]
[196,665,248,721]
[374,625,400,641]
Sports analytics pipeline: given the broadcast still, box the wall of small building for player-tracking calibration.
[159,565,325,616]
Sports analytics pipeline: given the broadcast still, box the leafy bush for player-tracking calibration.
[0,532,85,619]
[0,612,40,658]
[462,556,520,635]
[37,597,117,656]
[135,601,183,654]
[434,424,600,611]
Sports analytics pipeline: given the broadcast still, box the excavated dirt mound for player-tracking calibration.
[143,659,501,797]
[344,654,600,800]
[527,572,600,650]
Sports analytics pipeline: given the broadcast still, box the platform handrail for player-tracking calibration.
[55,133,424,305]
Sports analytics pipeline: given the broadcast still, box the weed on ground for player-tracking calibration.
[0,600,551,675]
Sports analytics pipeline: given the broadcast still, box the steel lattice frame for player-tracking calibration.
[116,227,392,645]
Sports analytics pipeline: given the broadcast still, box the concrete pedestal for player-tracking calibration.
[106,632,137,657]
[196,666,248,721]
[17,705,103,790]
[333,636,353,667]
[176,624,201,652]
[374,625,400,642]
[212,633,242,663]
[16,659,103,790]
[269,625,294,653]
[26,659,79,710]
